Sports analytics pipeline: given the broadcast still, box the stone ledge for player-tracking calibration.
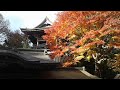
[80,70,101,79]
[114,74,120,79]
[17,48,45,52]
[74,67,101,79]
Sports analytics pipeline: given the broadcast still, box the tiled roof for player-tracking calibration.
[20,16,52,32]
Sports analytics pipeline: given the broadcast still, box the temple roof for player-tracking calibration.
[20,16,52,32]
[35,16,52,28]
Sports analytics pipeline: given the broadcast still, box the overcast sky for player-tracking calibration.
[0,11,61,31]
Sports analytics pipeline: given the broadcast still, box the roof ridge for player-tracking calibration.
[35,16,52,28]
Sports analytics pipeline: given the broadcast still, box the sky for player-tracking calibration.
[0,11,61,31]
[0,11,62,45]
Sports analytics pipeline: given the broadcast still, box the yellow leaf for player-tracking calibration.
[79,52,84,56]
[95,38,100,41]
[87,50,96,55]
[69,34,76,40]
[86,55,92,62]
[74,55,84,61]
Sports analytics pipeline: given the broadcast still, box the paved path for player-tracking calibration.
[20,51,52,61]
[39,69,92,79]
[0,50,57,63]
[0,49,99,79]
[0,69,92,79]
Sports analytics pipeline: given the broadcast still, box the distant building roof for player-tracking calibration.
[35,16,52,28]
[20,16,52,32]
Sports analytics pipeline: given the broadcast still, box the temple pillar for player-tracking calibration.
[37,38,39,47]
[24,35,29,48]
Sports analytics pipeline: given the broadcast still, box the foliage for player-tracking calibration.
[0,14,10,34]
[0,13,10,44]
[43,11,120,70]
[3,30,26,48]
[0,13,30,49]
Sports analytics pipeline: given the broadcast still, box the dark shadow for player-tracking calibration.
[77,58,117,79]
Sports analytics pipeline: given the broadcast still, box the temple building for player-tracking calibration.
[20,17,52,49]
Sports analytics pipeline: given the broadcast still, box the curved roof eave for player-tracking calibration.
[35,16,52,28]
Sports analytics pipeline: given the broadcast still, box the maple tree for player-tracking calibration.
[43,11,120,70]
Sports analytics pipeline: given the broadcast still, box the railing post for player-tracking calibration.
[92,53,98,75]
[82,66,85,71]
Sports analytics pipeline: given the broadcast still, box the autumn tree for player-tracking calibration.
[3,30,26,48]
[43,11,120,72]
